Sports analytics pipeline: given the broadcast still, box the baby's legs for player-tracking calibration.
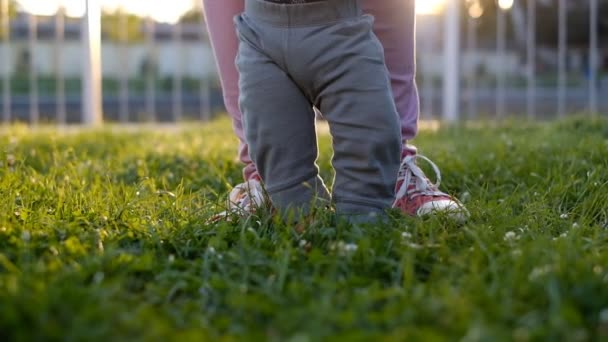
[235,15,330,218]
[297,15,402,218]
[239,0,401,221]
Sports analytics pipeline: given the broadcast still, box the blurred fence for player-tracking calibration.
[421,0,606,121]
[0,0,222,125]
[0,0,606,126]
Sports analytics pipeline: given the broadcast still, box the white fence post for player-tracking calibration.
[557,0,567,118]
[172,21,183,122]
[199,7,211,121]
[145,15,156,122]
[443,0,460,123]
[1,0,10,124]
[589,0,598,116]
[422,20,435,119]
[82,0,102,125]
[496,3,506,119]
[56,7,66,125]
[28,13,38,124]
[526,0,536,120]
[119,8,129,123]
[466,11,478,120]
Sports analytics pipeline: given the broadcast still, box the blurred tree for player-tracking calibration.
[179,7,204,24]
[102,9,144,42]
[0,0,17,39]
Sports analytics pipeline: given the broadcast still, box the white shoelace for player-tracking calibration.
[393,154,446,206]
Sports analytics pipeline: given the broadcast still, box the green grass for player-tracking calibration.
[1,117,608,341]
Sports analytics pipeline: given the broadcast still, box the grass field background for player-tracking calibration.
[1,117,608,340]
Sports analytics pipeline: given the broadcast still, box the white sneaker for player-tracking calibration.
[211,179,267,222]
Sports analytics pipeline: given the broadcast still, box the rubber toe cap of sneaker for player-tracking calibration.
[416,199,469,222]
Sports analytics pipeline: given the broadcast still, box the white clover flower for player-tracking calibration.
[594,266,603,275]
[503,231,518,242]
[529,265,552,281]
[207,246,216,255]
[21,230,31,242]
[299,239,308,248]
[93,272,105,284]
[334,241,358,255]
[343,243,358,252]
[572,222,580,229]
[553,232,568,241]
[600,308,608,323]
[401,232,413,239]
[406,243,423,250]
[560,213,569,219]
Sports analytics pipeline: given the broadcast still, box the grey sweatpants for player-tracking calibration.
[235,0,401,220]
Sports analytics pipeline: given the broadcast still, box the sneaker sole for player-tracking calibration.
[416,199,469,222]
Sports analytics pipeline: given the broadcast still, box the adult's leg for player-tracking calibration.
[202,0,259,181]
[362,0,419,142]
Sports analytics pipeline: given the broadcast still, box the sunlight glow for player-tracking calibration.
[467,0,484,19]
[415,0,446,15]
[16,0,447,21]
[498,0,514,10]
[16,0,194,23]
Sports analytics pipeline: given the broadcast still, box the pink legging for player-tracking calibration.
[203,0,419,181]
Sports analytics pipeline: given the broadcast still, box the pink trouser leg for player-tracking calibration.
[202,0,259,181]
[362,0,419,142]
[202,0,419,181]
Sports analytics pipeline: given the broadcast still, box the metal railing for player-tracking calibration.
[0,0,219,125]
[0,0,605,126]
[432,0,605,121]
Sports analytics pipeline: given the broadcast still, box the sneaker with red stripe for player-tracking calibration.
[393,145,468,221]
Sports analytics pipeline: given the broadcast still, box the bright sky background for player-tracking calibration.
[416,0,446,16]
[16,0,446,23]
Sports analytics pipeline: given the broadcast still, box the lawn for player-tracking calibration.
[1,117,607,341]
